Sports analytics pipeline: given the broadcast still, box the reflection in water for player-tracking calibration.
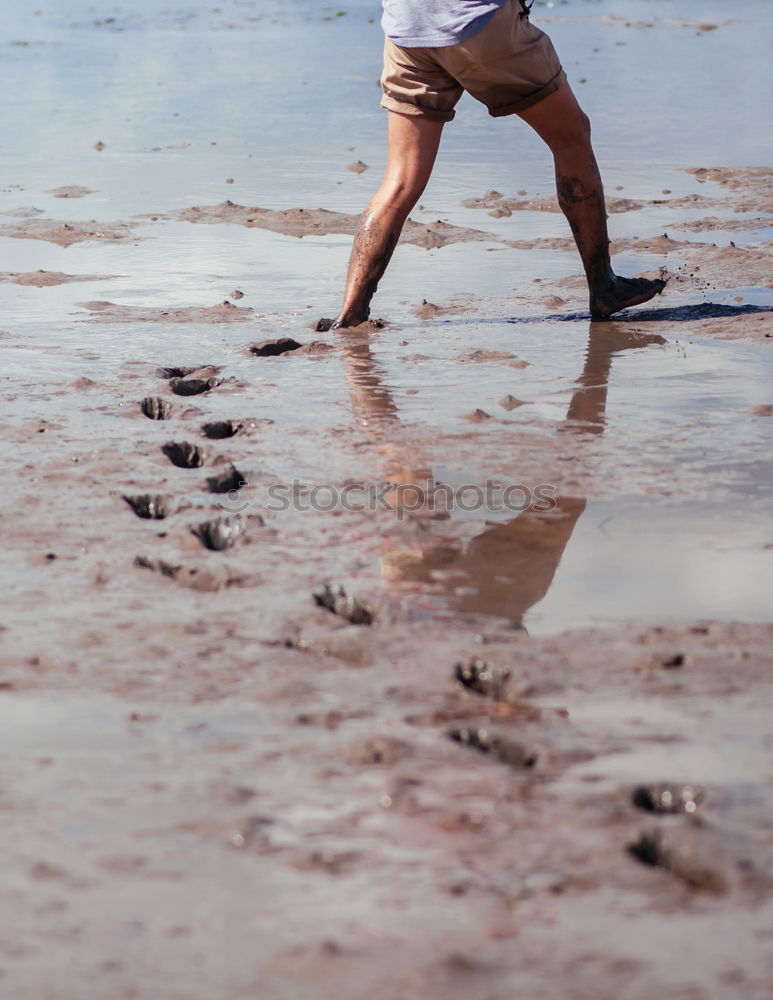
[341,325,664,630]
[385,496,587,627]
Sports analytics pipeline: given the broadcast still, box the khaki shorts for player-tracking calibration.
[380,0,566,122]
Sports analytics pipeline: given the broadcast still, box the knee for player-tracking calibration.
[550,109,592,154]
[575,110,592,144]
[380,175,426,211]
[567,110,592,150]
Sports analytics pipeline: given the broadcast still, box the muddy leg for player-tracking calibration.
[331,112,444,329]
[518,85,664,318]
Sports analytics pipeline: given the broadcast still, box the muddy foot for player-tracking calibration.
[316,316,384,332]
[590,275,666,319]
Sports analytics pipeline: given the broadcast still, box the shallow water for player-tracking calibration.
[2,0,773,631]
[2,5,773,995]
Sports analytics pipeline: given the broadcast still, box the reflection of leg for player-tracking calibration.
[518,86,664,319]
[565,323,667,431]
[332,112,444,329]
[456,497,587,624]
[341,334,401,423]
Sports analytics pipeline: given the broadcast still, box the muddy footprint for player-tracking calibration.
[162,441,207,468]
[169,376,222,396]
[313,584,374,625]
[207,465,248,494]
[454,659,512,701]
[141,396,174,420]
[192,515,246,551]
[449,727,537,769]
[202,420,244,440]
[122,494,173,519]
[632,783,705,815]
[628,828,727,893]
[134,555,227,592]
[249,337,302,357]
[155,364,220,380]
[134,554,180,578]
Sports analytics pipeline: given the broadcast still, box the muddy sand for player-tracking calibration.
[2,0,773,997]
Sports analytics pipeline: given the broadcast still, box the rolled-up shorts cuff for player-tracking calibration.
[488,68,567,117]
[379,93,457,122]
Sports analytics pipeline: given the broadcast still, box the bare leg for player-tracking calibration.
[518,85,664,318]
[330,112,444,329]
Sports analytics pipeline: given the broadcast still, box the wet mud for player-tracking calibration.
[0,269,117,286]
[79,300,254,323]
[168,201,495,250]
[2,2,773,998]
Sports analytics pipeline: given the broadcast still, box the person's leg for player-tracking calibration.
[517,84,664,318]
[330,111,445,329]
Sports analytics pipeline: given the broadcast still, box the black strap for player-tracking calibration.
[519,0,534,17]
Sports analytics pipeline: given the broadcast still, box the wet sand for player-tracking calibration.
[1,0,773,997]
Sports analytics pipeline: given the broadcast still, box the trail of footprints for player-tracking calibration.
[126,345,723,896]
[127,353,281,580]
[450,657,730,894]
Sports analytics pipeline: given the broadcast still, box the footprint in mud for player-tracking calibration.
[201,419,244,440]
[207,464,248,494]
[192,515,246,551]
[249,337,302,357]
[141,396,174,420]
[122,494,173,520]
[454,658,512,701]
[313,584,374,625]
[628,828,727,894]
[134,555,228,592]
[632,783,705,815]
[134,554,180,578]
[162,441,207,468]
[169,376,222,396]
[155,365,221,380]
[449,727,537,769]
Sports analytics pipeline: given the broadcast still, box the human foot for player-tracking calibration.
[314,314,380,332]
[331,311,370,330]
[589,275,666,319]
